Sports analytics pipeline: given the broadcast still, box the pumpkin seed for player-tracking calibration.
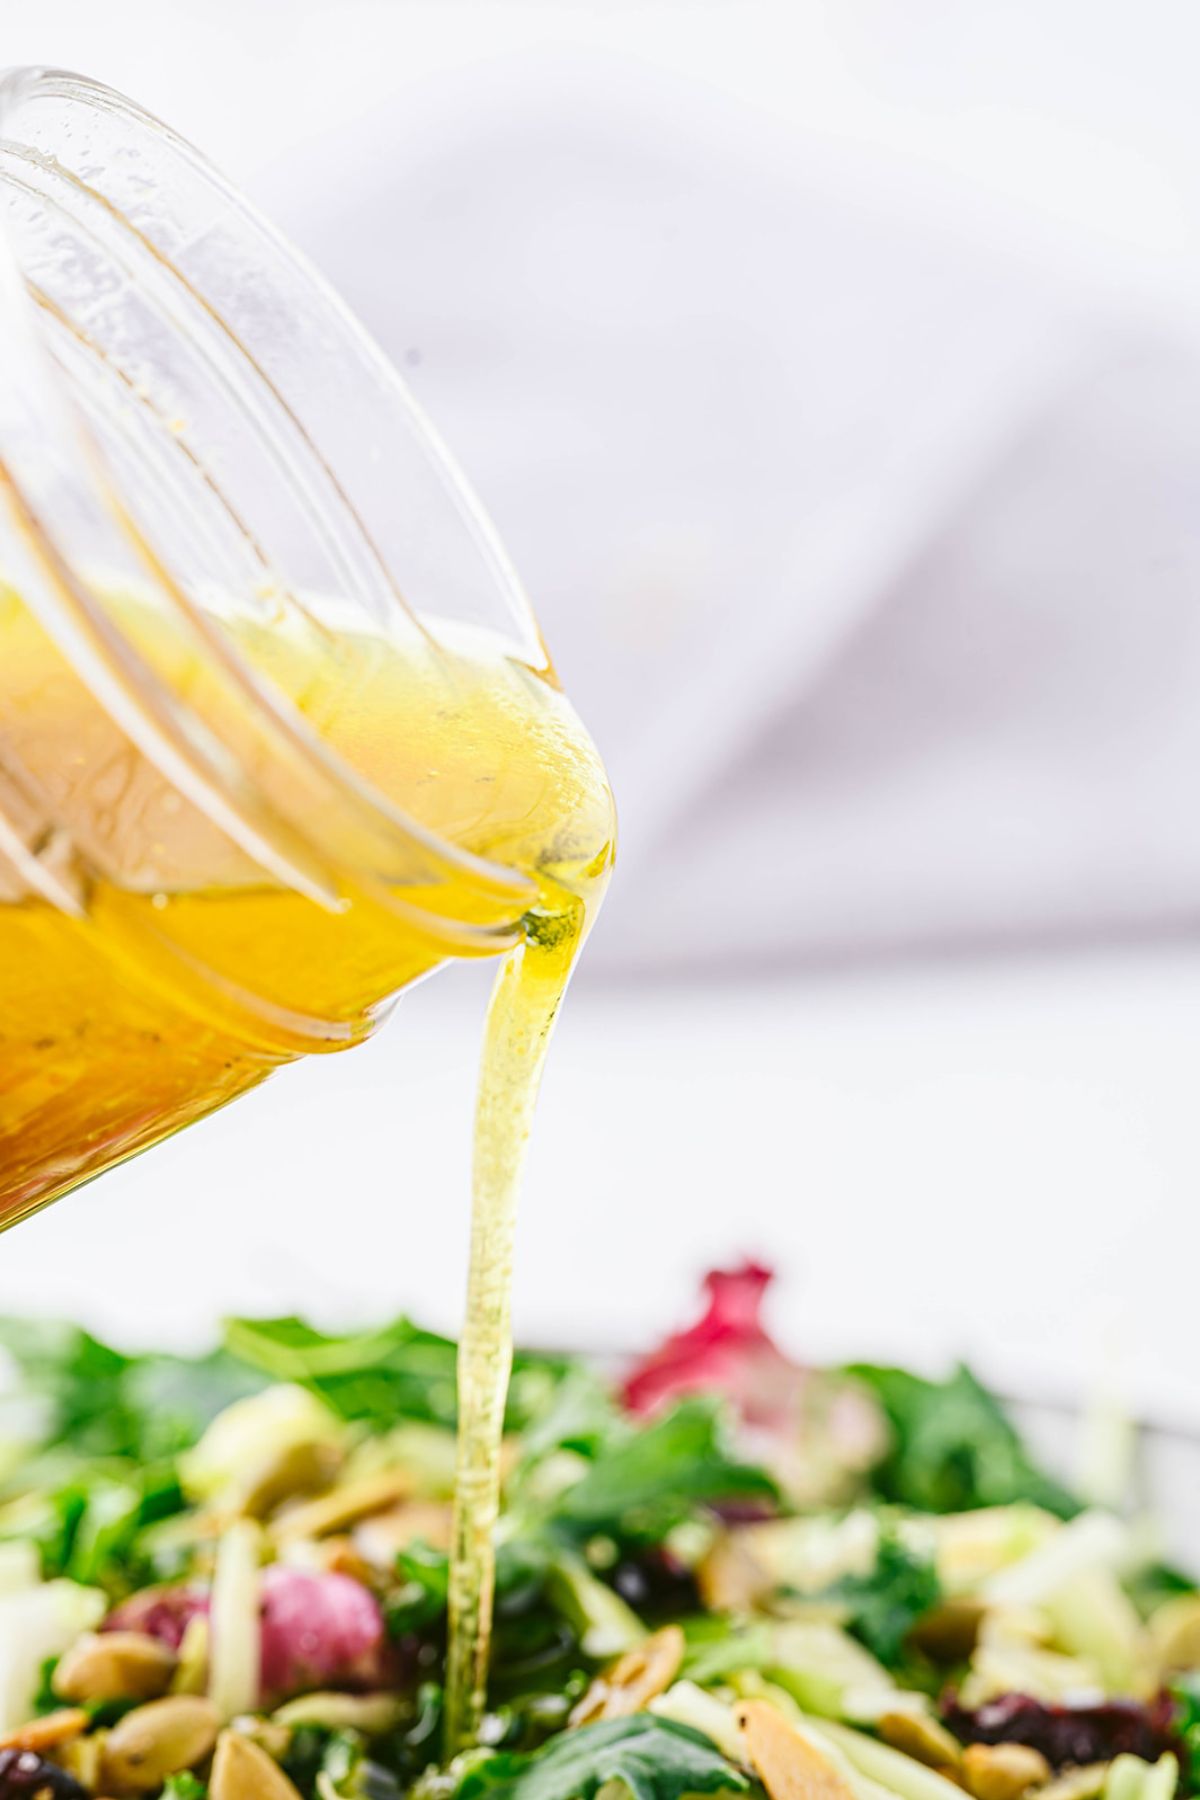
[962,1744,1052,1800]
[54,1633,177,1704]
[878,1712,964,1771]
[272,1693,407,1733]
[236,1440,342,1521]
[102,1695,220,1793]
[908,1601,986,1662]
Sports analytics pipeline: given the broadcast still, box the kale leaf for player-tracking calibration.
[312,1729,404,1800]
[847,1363,1079,1517]
[0,1315,771,1610]
[548,1398,776,1536]
[1128,1561,1198,1619]
[0,1320,257,1463]
[1170,1676,1200,1790]
[682,1619,774,1686]
[823,1532,941,1665]
[385,1543,452,1638]
[222,1315,566,1431]
[0,1322,259,1588]
[160,1777,207,1800]
[455,1716,748,1800]
[510,1368,619,1476]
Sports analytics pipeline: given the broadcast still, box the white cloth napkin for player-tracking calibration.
[257,50,1200,973]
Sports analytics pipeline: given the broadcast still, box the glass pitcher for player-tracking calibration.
[0,68,614,1227]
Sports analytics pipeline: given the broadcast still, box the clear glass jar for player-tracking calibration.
[0,68,607,1226]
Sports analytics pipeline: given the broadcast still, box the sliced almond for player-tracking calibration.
[211,1730,304,1800]
[737,1701,858,1800]
[353,1500,453,1566]
[698,1534,773,1614]
[276,1535,376,1587]
[962,1743,1051,1800]
[0,1709,89,1753]
[270,1471,414,1541]
[570,1626,685,1727]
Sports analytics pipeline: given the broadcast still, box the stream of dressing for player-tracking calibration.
[445,892,589,1749]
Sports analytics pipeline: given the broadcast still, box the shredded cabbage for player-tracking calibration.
[208,1519,262,1720]
[1104,1754,1179,1800]
[0,1578,105,1729]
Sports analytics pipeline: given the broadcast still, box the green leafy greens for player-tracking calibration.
[1170,1676,1200,1790]
[821,1532,941,1666]
[222,1315,567,1431]
[847,1362,1079,1518]
[547,1399,776,1536]
[456,1716,748,1800]
[160,1777,207,1800]
[0,1319,260,1462]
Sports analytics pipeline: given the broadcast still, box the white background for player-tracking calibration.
[3,0,1200,1429]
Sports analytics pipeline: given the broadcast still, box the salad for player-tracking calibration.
[0,1266,1193,1800]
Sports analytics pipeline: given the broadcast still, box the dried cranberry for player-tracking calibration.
[0,1749,89,1800]
[943,1692,1178,1768]
[710,1498,779,1525]
[610,1549,700,1617]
